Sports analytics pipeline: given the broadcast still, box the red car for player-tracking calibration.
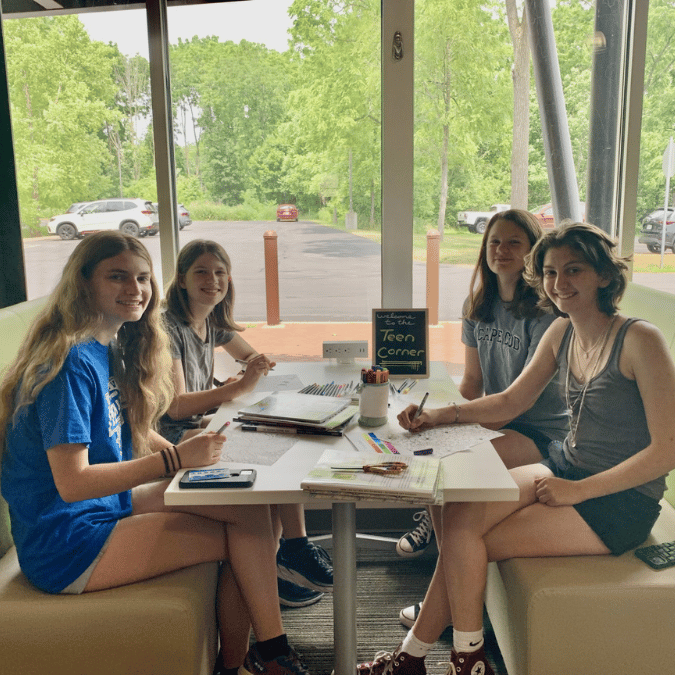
[532,202,585,229]
[277,204,298,222]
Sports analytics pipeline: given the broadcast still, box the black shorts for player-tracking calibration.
[500,421,555,459]
[541,454,662,555]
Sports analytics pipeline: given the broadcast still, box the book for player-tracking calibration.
[301,449,442,504]
[233,405,358,436]
[237,392,351,425]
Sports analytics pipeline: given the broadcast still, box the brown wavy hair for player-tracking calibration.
[0,231,174,457]
[163,239,243,332]
[464,209,546,322]
[525,220,630,317]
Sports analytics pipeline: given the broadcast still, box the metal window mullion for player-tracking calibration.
[146,0,180,287]
[381,0,414,309]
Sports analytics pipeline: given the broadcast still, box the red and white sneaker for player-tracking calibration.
[356,644,426,675]
[445,646,494,675]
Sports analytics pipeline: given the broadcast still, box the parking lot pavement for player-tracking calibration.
[21,225,675,321]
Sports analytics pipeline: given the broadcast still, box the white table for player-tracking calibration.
[165,361,518,675]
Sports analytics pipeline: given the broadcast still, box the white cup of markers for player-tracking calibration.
[358,366,389,427]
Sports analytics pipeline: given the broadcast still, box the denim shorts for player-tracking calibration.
[162,426,188,446]
[541,454,662,555]
[500,421,554,459]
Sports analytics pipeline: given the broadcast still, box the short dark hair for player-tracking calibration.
[525,221,630,316]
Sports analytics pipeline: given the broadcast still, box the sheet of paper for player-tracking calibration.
[345,424,502,458]
[252,373,304,393]
[216,425,296,466]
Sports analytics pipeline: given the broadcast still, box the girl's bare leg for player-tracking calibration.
[441,464,610,632]
[411,431,544,640]
[277,503,307,539]
[86,480,283,642]
[408,505,452,643]
[218,562,252,669]
[490,429,543,469]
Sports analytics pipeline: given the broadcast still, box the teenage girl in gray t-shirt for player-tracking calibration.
[397,209,567,628]
[159,240,275,444]
[460,209,568,469]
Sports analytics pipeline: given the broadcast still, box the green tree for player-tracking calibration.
[4,15,119,230]
[192,39,290,204]
[415,0,512,232]
[287,0,381,226]
[637,0,675,218]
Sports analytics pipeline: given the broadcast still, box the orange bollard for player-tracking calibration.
[426,230,440,325]
[263,231,280,326]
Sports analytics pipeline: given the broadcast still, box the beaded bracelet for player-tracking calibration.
[451,402,460,424]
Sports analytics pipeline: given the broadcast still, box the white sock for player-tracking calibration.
[452,628,484,653]
[400,629,434,658]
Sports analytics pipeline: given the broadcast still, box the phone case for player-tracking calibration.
[179,469,256,489]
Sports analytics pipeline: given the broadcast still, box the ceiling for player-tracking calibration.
[1,0,244,19]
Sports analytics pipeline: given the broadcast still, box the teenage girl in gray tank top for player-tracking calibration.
[388,223,675,675]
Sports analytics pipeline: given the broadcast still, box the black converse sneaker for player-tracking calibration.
[396,510,434,558]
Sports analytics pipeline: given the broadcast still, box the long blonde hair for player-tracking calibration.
[0,231,174,457]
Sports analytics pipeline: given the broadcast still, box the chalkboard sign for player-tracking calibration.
[372,309,429,378]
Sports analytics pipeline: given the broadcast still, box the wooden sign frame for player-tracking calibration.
[371,308,430,378]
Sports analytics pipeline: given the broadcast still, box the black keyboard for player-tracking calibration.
[634,541,675,570]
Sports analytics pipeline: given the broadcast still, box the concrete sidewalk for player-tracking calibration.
[239,320,466,375]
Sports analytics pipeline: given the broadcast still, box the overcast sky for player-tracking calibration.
[79,0,295,57]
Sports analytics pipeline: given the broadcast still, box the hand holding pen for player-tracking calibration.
[232,354,276,394]
[180,421,229,466]
[397,392,434,432]
[235,354,276,373]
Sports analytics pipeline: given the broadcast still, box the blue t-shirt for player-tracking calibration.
[1,340,133,593]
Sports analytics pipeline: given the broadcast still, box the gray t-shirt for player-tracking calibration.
[462,299,567,442]
[158,310,234,441]
[555,318,664,501]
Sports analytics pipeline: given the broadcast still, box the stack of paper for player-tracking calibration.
[235,392,357,436]
[301,449,442,504]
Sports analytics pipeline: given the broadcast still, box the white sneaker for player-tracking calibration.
[396,510,434,558]
[399,601,422,628]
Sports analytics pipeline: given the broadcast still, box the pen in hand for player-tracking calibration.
[411,392,429,423]
[235,358,274,372]
[215,421,230,435]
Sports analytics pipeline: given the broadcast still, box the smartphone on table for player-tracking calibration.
[179,468,256,489]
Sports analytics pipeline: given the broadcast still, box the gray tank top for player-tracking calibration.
[555,318,665,501]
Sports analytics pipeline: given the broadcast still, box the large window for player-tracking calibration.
[1,0,671,351]
[634,0,675,295]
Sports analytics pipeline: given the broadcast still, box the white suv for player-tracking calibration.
[48,199,158,240]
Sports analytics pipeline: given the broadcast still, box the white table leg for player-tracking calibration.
[332,501,357,675]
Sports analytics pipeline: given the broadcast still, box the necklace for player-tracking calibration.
[565,316,616,448]
[573,329,604,374]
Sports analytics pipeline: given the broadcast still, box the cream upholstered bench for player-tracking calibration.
[484,282,675,675]
[0,299,219,675]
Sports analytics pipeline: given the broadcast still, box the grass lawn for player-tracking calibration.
[353,229,675,273]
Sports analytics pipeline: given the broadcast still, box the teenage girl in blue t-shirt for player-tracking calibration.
[0,232,309,675]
